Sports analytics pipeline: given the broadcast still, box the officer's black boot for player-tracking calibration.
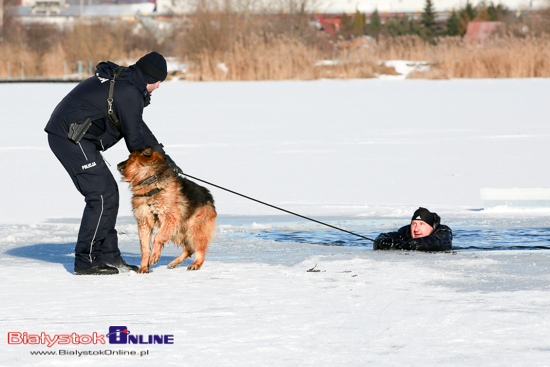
[75,262,119,275]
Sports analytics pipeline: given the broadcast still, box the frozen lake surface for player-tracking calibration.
[2,213,550,366]
[2,79,550,366]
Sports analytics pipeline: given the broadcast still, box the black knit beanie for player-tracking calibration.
[411,207,436,227]
[136,52,167,84]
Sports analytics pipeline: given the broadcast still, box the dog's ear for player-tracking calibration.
[143,148,153,156]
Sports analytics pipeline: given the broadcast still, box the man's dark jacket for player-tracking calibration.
[45,62,162,152]
[373,214,453,252]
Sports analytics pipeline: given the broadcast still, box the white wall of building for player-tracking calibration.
[155,0,194,15]
[18,0,549,17]
[317,0,546,13]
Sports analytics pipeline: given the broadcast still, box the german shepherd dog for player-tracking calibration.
[117,148,216,273]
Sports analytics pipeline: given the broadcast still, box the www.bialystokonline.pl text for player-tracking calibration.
[29,349,150,357]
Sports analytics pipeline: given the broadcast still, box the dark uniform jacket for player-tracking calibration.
[45,62,162,153]
[373,214,453,252]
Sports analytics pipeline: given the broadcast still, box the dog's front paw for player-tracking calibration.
[149,253,161,266]
[138,267,149,274]
[167,261,182,269]
[187,263,202,271]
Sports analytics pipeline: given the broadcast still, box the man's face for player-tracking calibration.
[146,81,161,93]
[410,220,433,238]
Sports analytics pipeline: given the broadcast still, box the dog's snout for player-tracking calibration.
[117,160,127,173]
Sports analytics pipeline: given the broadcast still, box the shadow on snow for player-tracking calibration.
[5,243,142,273]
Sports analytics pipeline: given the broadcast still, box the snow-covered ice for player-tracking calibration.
[1,78,550,366]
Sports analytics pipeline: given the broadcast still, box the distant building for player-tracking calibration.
[315,0,545,13]
[11,0,547,27]
[31,0,67,15]
[154,0,192,15]
[15,0,155,24]
[466,21,505,43]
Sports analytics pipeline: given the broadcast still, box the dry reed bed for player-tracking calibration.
[0,22,150,79]
[1,34,550,80]
[395,35,550,78]
[187,35,550,80]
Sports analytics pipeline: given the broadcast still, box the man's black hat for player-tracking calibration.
[136,52,167,84]
[411,207,436,228]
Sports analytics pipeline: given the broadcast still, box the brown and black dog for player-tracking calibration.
[117,148,216,273]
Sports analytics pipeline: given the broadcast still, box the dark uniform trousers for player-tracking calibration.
[48,133,122,269]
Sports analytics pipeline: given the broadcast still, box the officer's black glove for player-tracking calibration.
[164,154,183,176]
[153,145,182,175]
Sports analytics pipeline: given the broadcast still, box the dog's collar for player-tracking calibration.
[135,167,172,186]
[135,188,163,197]
[136,175,161,186]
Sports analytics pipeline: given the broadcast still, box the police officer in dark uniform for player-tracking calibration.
[45,52,181,275]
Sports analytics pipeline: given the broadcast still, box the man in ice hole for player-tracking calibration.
[373,207,453,252]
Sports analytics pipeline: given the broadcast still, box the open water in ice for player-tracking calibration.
[229,216,550,251]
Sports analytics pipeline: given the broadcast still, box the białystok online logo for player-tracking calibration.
[7,326,174,347]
